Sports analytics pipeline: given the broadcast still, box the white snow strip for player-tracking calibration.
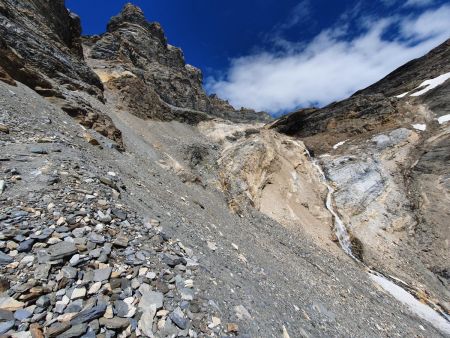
[412,124,426,131]
[396,92,410,98]
[410,72,450,97]
[369,273,450,335]
[437,114,450,125]
[333,140,348,150]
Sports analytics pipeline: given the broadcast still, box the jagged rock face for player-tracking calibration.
[86,4,271,123]
[0,0,101,96]
[410,133,450,288]
[0,0,123,147]
[316,125,450,307]
[106,74,208,124]
[91,5,201,109]
[421,80,450,118]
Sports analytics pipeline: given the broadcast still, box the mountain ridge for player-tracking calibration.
[85,3,271,125]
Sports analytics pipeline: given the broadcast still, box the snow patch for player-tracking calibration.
[410,72,450,96]
[412,124,426,131]
[437,114,450,124]
[395,72,450,98]
[333,140,348,150]
[369,273,450,335]
[396,92,409,98]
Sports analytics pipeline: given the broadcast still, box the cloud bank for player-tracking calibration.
[206,4,450,114]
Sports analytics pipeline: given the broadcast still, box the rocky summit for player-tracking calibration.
[84,3,270,125]
[0,2,449,338]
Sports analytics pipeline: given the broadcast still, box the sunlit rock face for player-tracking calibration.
[85,3,271,124]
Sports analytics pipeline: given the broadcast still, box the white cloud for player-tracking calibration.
[404,0,435,8]
[279,0,311,30]
[206,5,450,114]
[382,0,434,7]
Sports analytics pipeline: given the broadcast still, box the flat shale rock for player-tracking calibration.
[0,297,24,311]
[0,251,13,265]
[139,285,164,310]
[71,304,107,325]
[47,242,77,260]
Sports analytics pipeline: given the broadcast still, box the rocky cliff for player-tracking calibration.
[84,4,271,124]
[0,0,124,147]
[0,2,449,337]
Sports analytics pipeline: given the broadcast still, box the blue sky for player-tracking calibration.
[67,0,450,114]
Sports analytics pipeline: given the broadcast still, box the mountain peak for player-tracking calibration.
[106,3,167,46]
[107,3,148,32]
[88,3,269,123]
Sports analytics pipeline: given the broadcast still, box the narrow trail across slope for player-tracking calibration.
[305,151,450,335]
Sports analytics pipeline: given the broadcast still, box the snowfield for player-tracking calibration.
[395,71,450,98]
